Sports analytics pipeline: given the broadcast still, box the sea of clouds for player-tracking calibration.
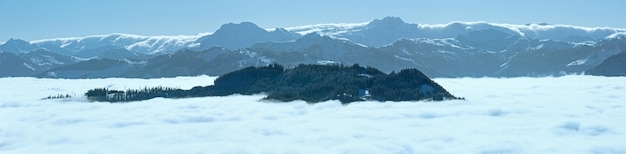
[1,75,625,153]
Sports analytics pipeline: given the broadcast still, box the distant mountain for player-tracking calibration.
[496,41,594,76]
[583,36,626,66]
[24,30,626,78]
[37,59,141,78]
[455,28,523,52]
[31,33,199,55]
[73,45,147,60]
[19,49,79,71]
[23,22,301,56]
[586,49,626,76]
[0,51,38,76]
[379,38,502,77]
[37,43,75,56]
[288,17,626,47]
[337,17,420,47]
[251,33,418,74]
[2,17,626,78]
[194,22,301,50]
[0,39,41,54]
[0,48,79,77]
[586,36,626,76]
[128,48,229,78]
[587,52,626,76]
[4,16,619,56]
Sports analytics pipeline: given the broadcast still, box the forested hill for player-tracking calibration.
[85,64,461,104]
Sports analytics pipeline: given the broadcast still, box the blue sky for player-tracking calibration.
[1,0,624,41]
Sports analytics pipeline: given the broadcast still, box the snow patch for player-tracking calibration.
[530,44,544,50]
[606,32,626,39]
[30,33,204,54]
[19,19,626,56]
[285,22,368,35]
[317,60,339,65]
[22,63,35,71]
[498,63,510,71]
[419,21,626,39]
[394,55,412,61]
[567,59,588,67]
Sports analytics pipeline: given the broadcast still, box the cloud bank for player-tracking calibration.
[1,75,625,153]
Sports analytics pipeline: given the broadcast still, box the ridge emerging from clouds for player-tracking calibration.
[27,18,624,44]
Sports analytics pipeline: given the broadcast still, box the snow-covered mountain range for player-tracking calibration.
[1,17,625,78]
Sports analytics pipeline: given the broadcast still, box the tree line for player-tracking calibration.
[84,63,461,104]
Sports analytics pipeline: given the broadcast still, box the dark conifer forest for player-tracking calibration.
[85,64,461,104]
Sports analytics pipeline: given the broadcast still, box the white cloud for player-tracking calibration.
[606,32,626,39]
[416,21,626,41]
[22,20,626,55]
[1,75,625,153]
[285,22,368,35]
[29,33,208,54]
[30,33,205,44]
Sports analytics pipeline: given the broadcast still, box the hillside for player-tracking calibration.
[1,17,625,78]
[85,64,460,103]
[586,51,626,76]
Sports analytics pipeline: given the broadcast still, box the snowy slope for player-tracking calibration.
[0,52,39,76]
[251,33,419,74]
[19,49,79,70]
[12,31,625,78]
[7,17,621,55]
[587,51,626,76]
[0,39,41,54]
[31,33,202,55]
[193,22,301,50]
[20,16,625,55]
[0,49,79,77]
[287,17,626,47]
[1,17,624,78]
[36,59,141,78]
[1,76,625,153]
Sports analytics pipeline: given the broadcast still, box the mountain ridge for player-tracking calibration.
[193,22,301,50]
[5,32,626,78]
[1,17,625,78]
[24,17,626,52]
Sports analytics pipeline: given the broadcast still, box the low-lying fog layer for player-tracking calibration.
[1,76,625,153]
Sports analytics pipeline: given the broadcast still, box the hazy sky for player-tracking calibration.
[1,0,625,41]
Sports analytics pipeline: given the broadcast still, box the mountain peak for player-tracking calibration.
[606,32,626,39]
[270,27,302,40]
[0,38,39,53]
[367,16,408,27]
[338,16,420,47]
[216,22,267,34]
[455,28,522,51]
[300,33,331,41]
[381,16,404,22]
[272,27,289,33]
[196,22,301,50]
[4,38,30,45]
[525,22,550,26]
